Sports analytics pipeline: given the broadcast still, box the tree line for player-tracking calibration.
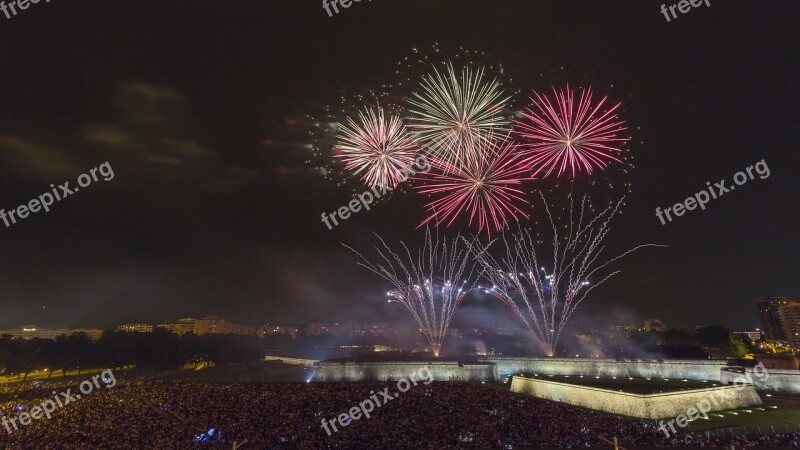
[0,329,264,381]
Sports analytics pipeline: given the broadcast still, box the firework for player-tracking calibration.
[335,107,419,190]
[407,63,511,168]
[416,132,532,238]
[514,85,629,178]
[472,193,664,356]
[343,230,478,357]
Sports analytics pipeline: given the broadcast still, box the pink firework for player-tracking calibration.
[514,85,629,178]
[335,107,419,190]
[416,135,531,237]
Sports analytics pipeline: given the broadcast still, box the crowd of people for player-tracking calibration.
[0,379,796,448]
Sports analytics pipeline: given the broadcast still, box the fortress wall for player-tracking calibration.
[487,357,727,381]
[510,376,762,419]
[311,361,498,382]
[720,367,800,394]
[264,356,317,367]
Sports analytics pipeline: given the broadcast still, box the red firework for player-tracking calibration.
[514,85,629,178]
[416,134,532,237]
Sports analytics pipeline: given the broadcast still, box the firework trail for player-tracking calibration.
[514,85,629,178]
[471,192,664,356]
[416,131,532,238]
[343,230,478,357]
[335,106,420,190]
[408,63,511,168]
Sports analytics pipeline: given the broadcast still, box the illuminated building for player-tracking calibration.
[307,320,355,337]
[0,326,104,340]
[116,323,154,333]
[756,296,800,346]
[258,324,300,338]
[733,329,762,342]
[157,318,197,335]
[778,302,800,349]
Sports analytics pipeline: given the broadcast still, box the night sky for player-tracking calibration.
[0,1,797,331]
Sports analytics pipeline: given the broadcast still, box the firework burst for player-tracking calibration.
[408,63,511,168]
[515,85,629,178]
[416,133,532,238]
[471,193,664,356]
[343,230,478,357]
[335,107,419,190]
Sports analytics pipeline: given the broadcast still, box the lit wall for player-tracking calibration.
[510,376,762,419]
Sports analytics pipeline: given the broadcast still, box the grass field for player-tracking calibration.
[685,392,800,433]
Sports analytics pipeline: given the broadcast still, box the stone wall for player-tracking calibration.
[720,367,800,394]
[487,357,727,381]
[510,376,762,419]
[311,361,498,382]
[264,355,317,367]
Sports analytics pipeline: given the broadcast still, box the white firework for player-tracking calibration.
[471,193,665,356]
[407,63,511,168]
[335,107,419,190]
[343,229,479,357]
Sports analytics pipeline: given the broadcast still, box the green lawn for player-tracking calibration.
[685,392,800,434]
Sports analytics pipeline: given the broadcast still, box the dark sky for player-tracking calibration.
[0,1,797,331]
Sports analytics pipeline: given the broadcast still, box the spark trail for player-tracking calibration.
[472,193,665,356]
[343,230,478,357]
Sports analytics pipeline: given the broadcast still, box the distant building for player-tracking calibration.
[778,303,800,349]
[194,315,238,335]
[447,328,464,338]
[495,327,527,336]
[156,316,254,336]
[733,329,762,342]
[339,344,394,352]
[116,323,154,333]
[756,296,800,347]
[644,319,668,333]
[306,320,326,336]
[226,323,256,336]
[0,326,104,340]
[307,321,355,337]
[361,323,390,336]
[258,324,300,338]
[608,325,637,337]
[157,318,197,335]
